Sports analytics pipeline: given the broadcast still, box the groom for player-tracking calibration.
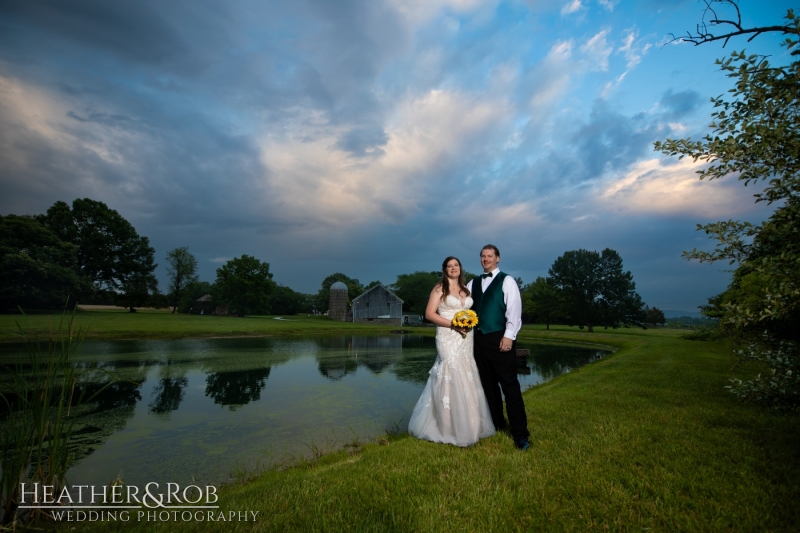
[467,244,530,451]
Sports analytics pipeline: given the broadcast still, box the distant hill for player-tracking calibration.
[662,309,702,319]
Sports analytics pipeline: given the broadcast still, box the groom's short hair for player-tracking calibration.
[481,244,500,257]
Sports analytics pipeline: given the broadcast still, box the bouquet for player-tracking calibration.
[451,310,479,330]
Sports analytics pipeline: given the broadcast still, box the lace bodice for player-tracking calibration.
[437,294,473,320]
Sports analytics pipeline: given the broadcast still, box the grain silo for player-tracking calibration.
[328,281,349,321]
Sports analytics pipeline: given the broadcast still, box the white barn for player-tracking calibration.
[351,284,404,326]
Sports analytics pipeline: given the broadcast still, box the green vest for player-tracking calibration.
[472,271,507,334]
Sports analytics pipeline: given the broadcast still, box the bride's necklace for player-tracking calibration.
[448,284,465,304]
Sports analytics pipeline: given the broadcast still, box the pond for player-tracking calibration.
[0,335,608,487]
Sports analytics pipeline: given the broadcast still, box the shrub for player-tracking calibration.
[727,339,800,411]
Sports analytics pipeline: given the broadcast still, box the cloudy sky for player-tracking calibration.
[0,0,793,311]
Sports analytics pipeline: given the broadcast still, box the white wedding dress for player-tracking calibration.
[408,295,495,446]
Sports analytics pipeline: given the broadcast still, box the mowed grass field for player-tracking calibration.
[39,322,797,532]
[0,309,410,343]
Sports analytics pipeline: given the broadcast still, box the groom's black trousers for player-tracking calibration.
[473,329,529,441]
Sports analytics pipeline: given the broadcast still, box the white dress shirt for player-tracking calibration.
[466,267,522,340]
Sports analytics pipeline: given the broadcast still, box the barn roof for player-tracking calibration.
[197,294,213,302]
[351,283,404,304]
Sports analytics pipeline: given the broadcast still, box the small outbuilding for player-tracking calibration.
[194,294,214,315]
[193,294,228,316]
[328,281,349,321]
[351,284,404,326]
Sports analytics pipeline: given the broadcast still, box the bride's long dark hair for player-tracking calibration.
[440,256,470,301]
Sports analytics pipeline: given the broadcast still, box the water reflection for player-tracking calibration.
[205,367,271,410]
[0,335,608,486]
[149,375,188,414]
[318,356,357,381]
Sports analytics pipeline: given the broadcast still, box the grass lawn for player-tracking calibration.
[0,309,415,343]
[51,325,799,532]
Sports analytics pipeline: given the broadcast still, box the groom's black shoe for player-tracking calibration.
[515,438,530,451]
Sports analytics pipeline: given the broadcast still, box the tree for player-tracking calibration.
[271,285,311,315]
[390,271,441,315]
[0,215,89,310]
[656,5,800,408]
[669,1,798,50]
[655,10,800,333]
[215,255,275,315]
[116,266,160,312]
[645,306,667,328]
[165,247,199,313]
[39,199,158,306]
[521,276,562,329]
[315,273,364,312]
[178,280,214,313]
[548,248,645,332]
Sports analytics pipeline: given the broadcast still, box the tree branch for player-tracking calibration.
[664,0,798,48]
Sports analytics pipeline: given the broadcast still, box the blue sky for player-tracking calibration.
[0,0,794,311]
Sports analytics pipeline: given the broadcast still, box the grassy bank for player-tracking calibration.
[0,310,417,343]
[60,327,798,532]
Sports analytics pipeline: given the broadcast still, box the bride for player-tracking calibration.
[408,256,495,446]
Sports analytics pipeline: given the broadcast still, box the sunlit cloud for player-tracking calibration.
[599,158,757,218]
[259,89,510,226]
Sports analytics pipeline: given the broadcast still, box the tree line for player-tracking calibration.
[309,251,664,332]
[1,198,662,326]
[0,199,301,315]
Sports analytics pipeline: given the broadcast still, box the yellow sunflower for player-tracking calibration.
[452,310,479,329]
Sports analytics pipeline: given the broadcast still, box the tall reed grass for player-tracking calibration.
[0,309,91,525]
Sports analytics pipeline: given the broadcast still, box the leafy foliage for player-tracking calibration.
[548,249,645,332]
[115,236,160,311]
[654,46,800,330]
[656,8,800,408]
[521,276,563,329]
[215,255,276,315]
[727,339,800,410]
[38,199,159,309]
[165,247,199,313]
[389,271,441,314]
[177,280,214,313]
[271,285,311,315]
[315,273,364,312]
[0,215,89,310]
[645,306,667,328]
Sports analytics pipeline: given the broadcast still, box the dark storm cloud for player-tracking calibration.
[1,0,783,312]
[659,89,702,120]
[570,100,660,181]
[0,0,199,71]
[0,0,422,293]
